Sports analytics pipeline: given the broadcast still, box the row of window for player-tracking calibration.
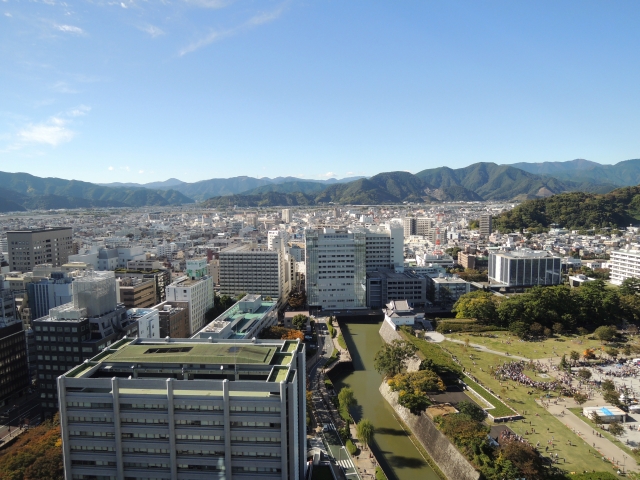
[67,402,282,413]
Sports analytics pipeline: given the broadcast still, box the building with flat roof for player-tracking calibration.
[610,248,640,285]
[0,289,29,406]
[166,275,214,336]
[116,277,156,309]
[488,250,561,287]
[428,275,471,307]
[194,294,277,340]
[58,336,306,480]
[366,271,427,309]
[154,301,190,339]
[479,214,493,237]
[7,227,73,272]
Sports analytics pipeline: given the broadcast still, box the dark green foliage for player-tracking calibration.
[292,314,308,330]
[494,185,640,232]
[457,401,487,422]
[373,340,418,377]
[346,439,357,455]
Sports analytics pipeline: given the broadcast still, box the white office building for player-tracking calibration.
[305,223,404,311]
[166,275,214,336]
[610,248,640,285]
[58,337,306,480]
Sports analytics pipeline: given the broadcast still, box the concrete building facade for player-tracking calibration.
[488,250,562,287]
[7,227,73,272]
[166,275,214,336]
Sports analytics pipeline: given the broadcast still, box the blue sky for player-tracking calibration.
[2,0,640,183]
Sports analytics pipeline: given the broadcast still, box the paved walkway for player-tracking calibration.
[445,338,530,361]
[540,398,638,473]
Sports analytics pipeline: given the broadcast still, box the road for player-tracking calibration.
[309,318,361,479]
[0,394,41,445]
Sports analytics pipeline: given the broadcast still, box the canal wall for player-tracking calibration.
[379,382,480,480]
[378,319,421,372]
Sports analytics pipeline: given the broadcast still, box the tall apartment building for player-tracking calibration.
[7,227,73,272]
[402,217,416,238]
[610,248,640,285]
[116,277,156,309]
[282,208,291,223]
[219,245,289,301]
[154,301,190,338]
[58,337,306,480]
[365,223,404,272]
[416,217,434,236]
[479,214,493,237]
[32,271,138,415]
[488,250,561,287]
[166,275,214,336]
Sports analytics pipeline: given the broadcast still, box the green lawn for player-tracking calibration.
[462,375,515,418]
[446,330,606,360]
[337,334,347,350]
[443,341,623,474]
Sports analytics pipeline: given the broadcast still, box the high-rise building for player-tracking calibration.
[7,227,73,272]
[282,208,291,223]
[305,223,404,311]
[402,217,416,237]
[0,289,29,406]
[610,248,640,285]
[416,217,434,236]
[32,271,138,415]
[219,245,290,301]
[479,214,493,237]
[165,275,214,335]
[58,337,306,480]
[488,250,561,287]
[27,271,75,321]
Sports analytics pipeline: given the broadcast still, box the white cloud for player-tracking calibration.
[4,12,12,17]
[108,166,114,171]
[139,24,164,38]
[17,117,75,146]
[321,172,336,178]
[68,105,91,116]
[56,24,85,35]
[179,1,288,56]
[120,2,127,8]
[138,169,144,174]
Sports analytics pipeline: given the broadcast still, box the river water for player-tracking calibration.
[331,318,441,480]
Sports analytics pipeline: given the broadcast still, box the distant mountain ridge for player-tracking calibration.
[0,171,194,213]
[511,158,640,187]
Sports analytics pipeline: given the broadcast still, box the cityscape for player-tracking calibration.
[3,2,640,480]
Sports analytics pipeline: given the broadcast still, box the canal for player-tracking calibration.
[331,318,441,480]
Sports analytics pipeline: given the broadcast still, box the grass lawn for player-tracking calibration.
[337,334,347,350]
[445,330,606,360]
[462,375,516,418]
[443,341,622,474]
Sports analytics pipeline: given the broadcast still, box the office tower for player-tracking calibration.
[366,271,427,309]
[415,217,434,236]
[281,208,291,223]
[219,245,289,301]
[7,227,73,272]
[154,301,190,338]
[115,267,172,305]
[488,250,562,287]
[58,337,306,480]
[165,275,214,336]
[0,288,30,406]
[305,223,404,311]
[479,214,493,237]
[32,271,136,415]
[116,277,156,309]
[268,230,290,251]
[193,294,277,340]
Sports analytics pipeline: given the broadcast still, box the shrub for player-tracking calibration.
[346,439,357,456]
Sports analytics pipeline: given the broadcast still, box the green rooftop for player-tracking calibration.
[105,342,277,365]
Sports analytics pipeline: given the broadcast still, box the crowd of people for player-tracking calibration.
[495,361,560,391]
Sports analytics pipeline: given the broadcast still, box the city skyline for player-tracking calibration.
[3,1,640,183]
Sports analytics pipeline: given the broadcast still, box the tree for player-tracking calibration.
[261,326,303,341]
[457,401,487,422]
[601,379,616,392]
[591,412,602,427]
[338,387,356,410]
[573,392,588,406]
[620,277,640,296]
[452,291,496,324]
[388,370,444,415]
[594,325,617,342]
[605,347,619,359]
[509,321,529,339]
[282,329,304,341]
[583,348,596,360]
[577,368,592,380]
[543,327,552,338]
[559,354,569,371]
[552,322,564,335]
[356,419,375,449]
[529,322,544,337]
[292,314,308,331]
[373,340,418,377]
[499,438,547,480]
[570,350,580,365]
[603,390,622,407]
[609,421,625,437]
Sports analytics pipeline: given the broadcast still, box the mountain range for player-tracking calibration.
[2,158,640,212]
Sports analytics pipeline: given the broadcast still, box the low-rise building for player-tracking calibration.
[154,301,190,339]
